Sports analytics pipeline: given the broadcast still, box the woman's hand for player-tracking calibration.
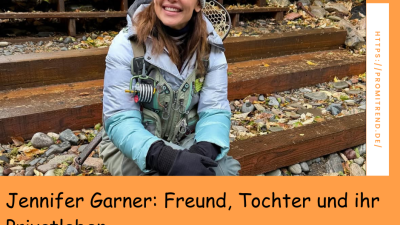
[188,142,220,160]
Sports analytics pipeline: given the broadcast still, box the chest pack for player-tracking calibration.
[125,40,201,144]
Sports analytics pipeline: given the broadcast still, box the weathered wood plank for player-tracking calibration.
[0,11,127,19]
[230,112,366,176]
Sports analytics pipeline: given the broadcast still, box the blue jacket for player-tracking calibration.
[103,4,231,172]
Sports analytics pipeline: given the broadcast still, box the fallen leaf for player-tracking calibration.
[306,61,317,66]
[299,134,304,136]
[11,137,25,147]
[79,92,90,96]
[334,76,340,82]
[263,64,270,67]
[34,169,43,176]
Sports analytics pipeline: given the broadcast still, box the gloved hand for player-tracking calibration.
[188,142,220,160]
[146,141,218,176]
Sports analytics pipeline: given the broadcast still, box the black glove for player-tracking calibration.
[188,142,220,160]
[146,141,218,176]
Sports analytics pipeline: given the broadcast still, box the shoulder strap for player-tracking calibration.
[130,40,146,75]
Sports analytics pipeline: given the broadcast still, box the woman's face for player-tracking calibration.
[154,0,201,30]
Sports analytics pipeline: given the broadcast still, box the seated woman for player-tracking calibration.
[100,0,241,176]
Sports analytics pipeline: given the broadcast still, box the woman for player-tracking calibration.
[100,0,241,176]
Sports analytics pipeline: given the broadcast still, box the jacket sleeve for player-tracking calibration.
[195,46,231,161]
[103,29,160,172]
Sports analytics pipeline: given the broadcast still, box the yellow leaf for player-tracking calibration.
[300,134,304,136]
[306,61,317,66]
[334,76,339,82]
[264,64,270,67]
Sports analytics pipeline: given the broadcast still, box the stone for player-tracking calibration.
[83,157,103,172]
[297,108,323,117]
[0,155,10,164]
[230,105,235,111]
[358,144,366,155]
[0,166,3,176]
[48,155,55,160]
[15,170,25,176]
[25,166,35,176]
[37,154,76,173]
[284,12,302,20]
[333,81,349,89]
[344,100,355,106]
[345,90,361,95]
[350,3,366,20]
[313,1,324,7]
[45,169,56,176]
[254,104,266,112]
[326,103,342,116]
[58,141,72,152]
[0,42,10,47]
[78,133,88,141]
[265,169,282,176]
[47,132,59,140]
[39,158,46,164]
[288,164,302,175]
[82,36,87,41]
[61,47,68,51]
[328,16,341,21]
[310,6,327,19]
[325,2,350,15]
[258,95,265,101]
[37,41,44,46]
[29,158,41,166]
[63,37,73,44]
[241,100,255,113]
[299,0,311,5]
[270,0,290,7]
[314,157,322,163]
[78,144,89,153]
[269,127,284,132]
[268,97,280,106]
[59,129,79,145]
[354,157,365,166]
[10,166,23,172]
[44,145,63,157]
[64,165,79,176]
[306,160,313,166]
[3,168,12,176]
[9,173,16,176]
[344,149,356,160]
[304,92,328,101]
[325,153,343,174]
[31,132,54,149]
[68,146,79,155]
[300,162,310,172]
[350,163,365,176]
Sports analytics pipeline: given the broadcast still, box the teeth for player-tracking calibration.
[165,7,179,12]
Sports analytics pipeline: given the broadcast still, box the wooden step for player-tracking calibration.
[0,29,347,91]
[0,50,365,143]
[230,112,366,175]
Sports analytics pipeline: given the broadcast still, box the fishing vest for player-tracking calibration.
[128,40,202,144]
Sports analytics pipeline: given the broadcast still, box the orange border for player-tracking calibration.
[0,1,398,224]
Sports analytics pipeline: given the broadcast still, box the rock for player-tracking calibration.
[48,155,55,160]
[37,154,76,173]
[270,0,290,7]
[299,88,311,93]
[306,160,313,166]
[313,1,324,7]
[83,157,103,172]
[68,146,79,155]
[269,127,284,132]
[304,92,328,101]
[78,144,89,153]
[39,158,46,164]
[78,133,88,141]
[64,165,79,176]
[44,41,53,48]
[58,141,72,152]
[354,157,365,166]
[344,149,356,160]
[300,162,310,172]
[44,145,63,157]
[25,166,35,176]
[230,105,235,111]
[327,16,341,21]
[326,103,342,116]
[345,89,362,95]
[314,157,322,163]
[0,166,3,176]
[61,47,68,51]
[265,169,282,176]
[37,41,44,46]
[63,37,73,44]
[345,30,365,49]
[9,173,16,176]
[82,36,87,41]
[29,158,41,166]
[299,0,311,5]
[350,163,365,176]
[350,3,366,20]
[325,153,343,174]
[325,2,349,15]
[241,100,255,113]
[288,164,302,174]
[310,6,327,18]
[358,144,366,155]
[3,168,12,176]
[15,170,25,176]
[31,132,54,149]
[10,166,23,172]
[0,155,10,164]
[284,12,302,20]
[258,95,265,101]
[0,42,10,47]
[45,169,55,176]
[268,97,280,106]
[59,129,79,145]
[333,81,349,89]
[254,104,265,112]
[297,108,323,117]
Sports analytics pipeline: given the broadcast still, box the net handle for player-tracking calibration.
[206,0,231,41]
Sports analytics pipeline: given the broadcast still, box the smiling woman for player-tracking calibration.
[153,0,202,30]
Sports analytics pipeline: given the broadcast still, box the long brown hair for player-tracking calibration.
[133,2,210,76]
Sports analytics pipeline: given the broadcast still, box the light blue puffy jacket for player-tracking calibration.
[103,4,231,172]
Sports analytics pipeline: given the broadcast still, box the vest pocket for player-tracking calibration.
[142,108,162,138]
